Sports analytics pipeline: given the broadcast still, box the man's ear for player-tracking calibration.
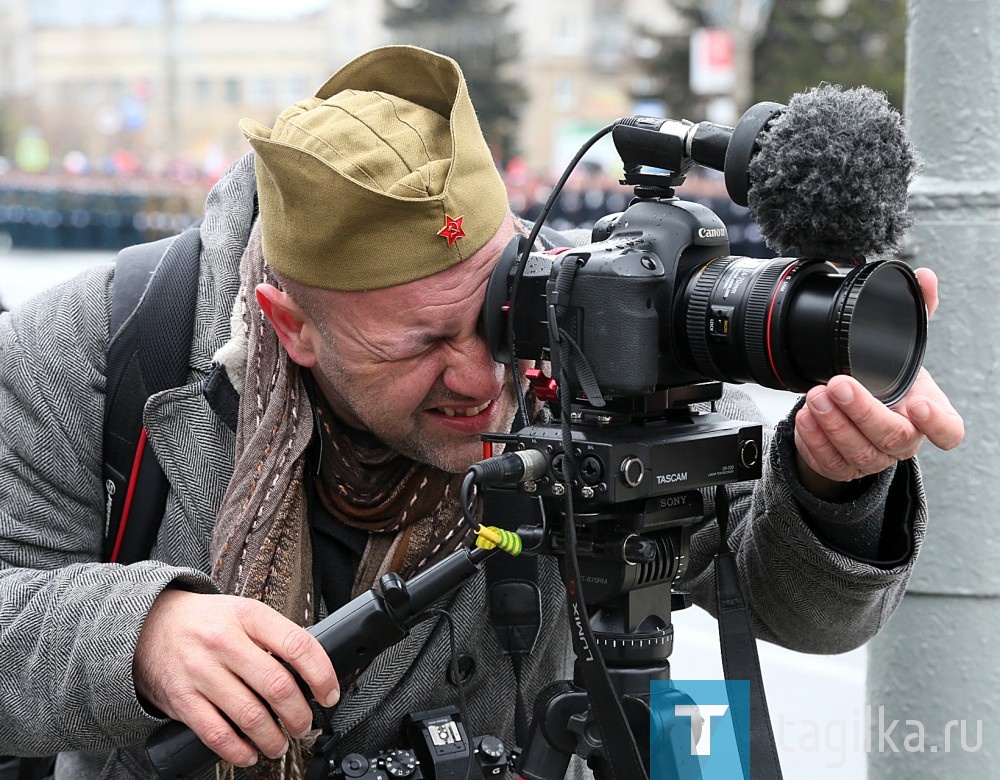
[255,284,318,367]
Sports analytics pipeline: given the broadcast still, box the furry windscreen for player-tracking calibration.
[747,85,919,259]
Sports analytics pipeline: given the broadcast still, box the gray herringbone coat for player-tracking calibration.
[0,156,925,779]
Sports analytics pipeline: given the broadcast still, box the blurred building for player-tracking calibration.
[0,0,680,179]
[515,0,681,176]
[0,0,384,178]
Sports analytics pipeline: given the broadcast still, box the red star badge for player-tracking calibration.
[437,214,466,247]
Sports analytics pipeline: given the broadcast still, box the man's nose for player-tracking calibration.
[441,335,505,401]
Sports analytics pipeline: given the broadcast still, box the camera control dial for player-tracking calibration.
[384,749,418,777]
[476,735,505,760]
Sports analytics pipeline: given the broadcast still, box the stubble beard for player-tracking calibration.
[315,365,523,474]
[371,379,521,474]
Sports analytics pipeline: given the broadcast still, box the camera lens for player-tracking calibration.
[682,257,927,405]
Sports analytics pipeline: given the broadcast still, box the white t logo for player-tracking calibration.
[675,704,730,755]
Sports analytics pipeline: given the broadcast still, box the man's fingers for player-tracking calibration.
[794,408,854,480]
[914,267,939,319]
[135,591,340,765]
[894,369,965,451]
[275,621,340,709]
[820,377,921,460]
[168,684,261,767]
[221,680,290,760]
[221,651,314,742]
[155,636,292,760]
[235,600,340,710]
[189,607,308,733]
[906,398,965,450]
[804,383,907,473]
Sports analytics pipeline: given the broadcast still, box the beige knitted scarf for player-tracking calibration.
[210,220,478,778]
[211,220,315,628]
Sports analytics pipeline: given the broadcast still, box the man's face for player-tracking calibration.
[300,216,528,473]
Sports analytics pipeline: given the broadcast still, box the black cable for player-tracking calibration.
[507,122,617,426]
[553,263,647,780]
[416,608,478,780]
[459,471,481,532]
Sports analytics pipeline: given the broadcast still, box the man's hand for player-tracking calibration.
[793,268,965,500]
[134,590,340,767]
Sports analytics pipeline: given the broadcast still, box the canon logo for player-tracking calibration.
[698,227,727,239]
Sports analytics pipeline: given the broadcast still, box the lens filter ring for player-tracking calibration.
[832,260,927,405]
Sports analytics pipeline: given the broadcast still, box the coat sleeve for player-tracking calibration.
[678,385,924,654]
[0,266,215,755]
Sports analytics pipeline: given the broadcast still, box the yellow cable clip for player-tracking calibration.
[474,526,522,556]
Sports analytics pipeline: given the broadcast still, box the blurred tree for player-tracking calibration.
[631,2,706,121]
[755,0,906,108]
[0,107,8,160]
[633,0,907,122]
[384,0,526,164]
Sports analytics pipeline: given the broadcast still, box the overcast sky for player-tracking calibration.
[180,0,327,19]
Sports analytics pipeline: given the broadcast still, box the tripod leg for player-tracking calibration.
[515,683,581,780]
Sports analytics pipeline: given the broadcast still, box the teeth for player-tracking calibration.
[439,401,490,418]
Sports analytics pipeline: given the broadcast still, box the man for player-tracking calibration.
[0,45,962,779]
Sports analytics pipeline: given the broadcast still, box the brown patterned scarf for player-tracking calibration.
[312,398,476,600]
[211,221,315,629]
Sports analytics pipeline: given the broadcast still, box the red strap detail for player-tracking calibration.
[109,427,149,563]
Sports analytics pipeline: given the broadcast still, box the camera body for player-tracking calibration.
[487,197,728,399]
[329,706,513,780]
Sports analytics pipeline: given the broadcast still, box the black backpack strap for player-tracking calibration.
[102,227,202,563]
[714,484,783,780]
[482,486,541,748]
[483,489,542,657]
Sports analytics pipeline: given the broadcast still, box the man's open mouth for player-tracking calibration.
[435,401,491,418]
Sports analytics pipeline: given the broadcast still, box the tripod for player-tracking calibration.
[513,484,710,780]
[495,386,762,780]
[517,582,711,780]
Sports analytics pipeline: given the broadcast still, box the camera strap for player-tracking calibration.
[713,484,784,780]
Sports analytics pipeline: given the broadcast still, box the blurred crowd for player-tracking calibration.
[0,164,770,257]
[0,170,205,252]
